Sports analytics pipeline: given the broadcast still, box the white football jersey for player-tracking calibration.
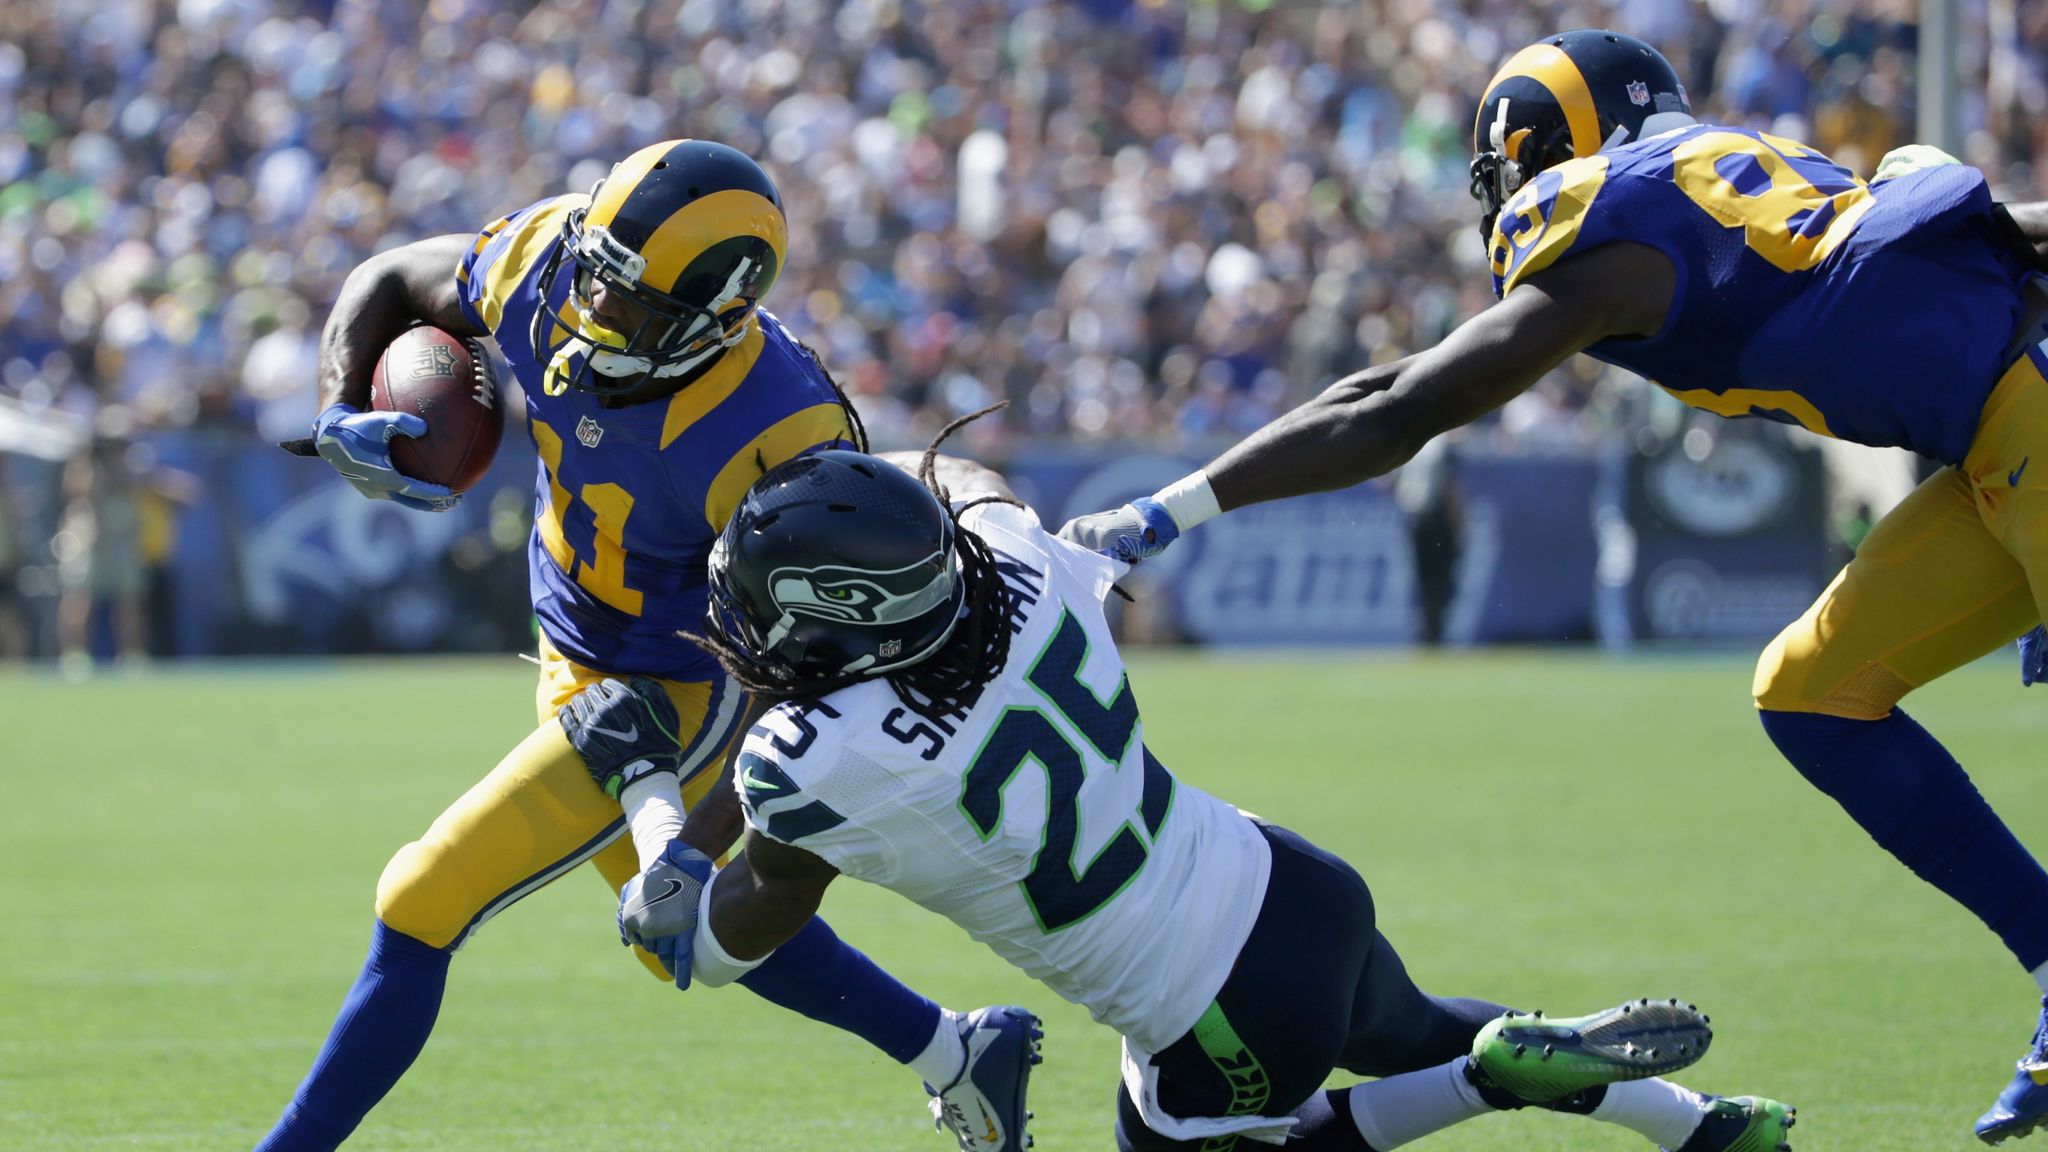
[735,502,1272,1052]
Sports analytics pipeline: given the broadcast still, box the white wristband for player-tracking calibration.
[690,868,770,987]
[1153,471,1221,531]
[619,771,686,872]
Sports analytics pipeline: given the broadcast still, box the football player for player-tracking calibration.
[572,428,1796,1152]
[258,141,1030,1152]
[1059,29,2048,1145]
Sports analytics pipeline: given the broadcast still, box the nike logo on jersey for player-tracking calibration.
[588,722,639,742]
[2012,458,2031,487]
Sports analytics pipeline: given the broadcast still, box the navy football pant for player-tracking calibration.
[1114,824,1508,1151]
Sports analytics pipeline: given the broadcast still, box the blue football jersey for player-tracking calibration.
[455,196,857,680]
[1489,123,2034,464]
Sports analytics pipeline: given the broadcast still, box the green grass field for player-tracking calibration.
[5,651,2046,1151]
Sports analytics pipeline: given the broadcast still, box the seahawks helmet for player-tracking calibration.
[533,139,786,396]
[706,451,965,683]
[1470,30,1691,241]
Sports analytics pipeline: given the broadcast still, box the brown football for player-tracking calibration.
[370,325,502,493]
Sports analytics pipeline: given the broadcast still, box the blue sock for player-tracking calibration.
[254,921,451,1152]
[737,916,942,1065]
[1762,708,2048,969]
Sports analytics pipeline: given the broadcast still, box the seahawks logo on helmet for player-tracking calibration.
[768,554,958,626]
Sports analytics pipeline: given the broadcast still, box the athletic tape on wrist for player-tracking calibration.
[1154,471,1220,530]
[690,869,768,987]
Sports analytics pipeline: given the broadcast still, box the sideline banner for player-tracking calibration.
[33,435,1822,656]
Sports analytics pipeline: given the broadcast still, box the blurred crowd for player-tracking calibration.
[0,0,2037,661]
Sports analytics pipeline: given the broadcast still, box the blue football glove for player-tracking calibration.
[618,841,714,988]
[312,402,461,512]
[558,676,684,798]
[1057,497,1181,564]
[2021,627,2048,687]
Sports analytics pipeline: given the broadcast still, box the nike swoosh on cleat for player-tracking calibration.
[2013,458,2031,487]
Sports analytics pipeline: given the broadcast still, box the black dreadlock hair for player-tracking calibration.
[795,335,870,453]
[690,403,1022,726]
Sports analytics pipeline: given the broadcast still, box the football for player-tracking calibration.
[369,324,502,492]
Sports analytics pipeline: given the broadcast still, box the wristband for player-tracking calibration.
[620,771,687,872]
[690,869,770,987]
[1153,471,1221,531]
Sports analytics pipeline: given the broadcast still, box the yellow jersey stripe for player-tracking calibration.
[658,321,767,449]
[479,197,582,332]
[1486,43,1602,159]
[702,402,855,531]
[638,189,788,293]
[1495,156,1610,294]
[1661,386,1835,437]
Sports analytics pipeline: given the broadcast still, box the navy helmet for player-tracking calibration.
[706,451,965,684]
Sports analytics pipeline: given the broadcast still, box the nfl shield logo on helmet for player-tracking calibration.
[1626,80,1650,106]
[576,414,604,448]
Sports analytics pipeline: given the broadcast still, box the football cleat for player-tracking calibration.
[1467,998,1712,1104]
[926,1006,1043,1152]
[1666,1096,1797,1152]
[1976,997,2048,1144]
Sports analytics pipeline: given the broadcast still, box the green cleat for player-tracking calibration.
[1467,998,1713,1104]
[1668,1096,1797,1152]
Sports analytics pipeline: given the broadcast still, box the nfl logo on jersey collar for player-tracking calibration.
[576,414,604,448]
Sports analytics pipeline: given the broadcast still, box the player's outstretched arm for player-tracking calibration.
[2000,202,2048,268]
[691,830,840,982]
[1059,242,1672,562]
[297,234,486,511]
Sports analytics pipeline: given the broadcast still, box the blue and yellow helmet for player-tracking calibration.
[534,139,787,395]
[1470,30,1690,241]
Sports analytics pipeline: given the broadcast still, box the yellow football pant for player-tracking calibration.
[1756,353,2048,716]
[373,636,741,978]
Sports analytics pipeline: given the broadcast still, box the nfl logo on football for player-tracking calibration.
[576,414,604,448]
[1626,80,1650,106]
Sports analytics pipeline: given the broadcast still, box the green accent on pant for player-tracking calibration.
[1190,1000,1270,1152]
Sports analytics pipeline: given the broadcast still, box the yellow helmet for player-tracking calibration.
[1470,30,1690,241]
[534,139,787,394]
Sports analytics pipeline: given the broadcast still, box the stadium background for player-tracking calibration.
[3,0,2038,665]
[12,5,2048,1152]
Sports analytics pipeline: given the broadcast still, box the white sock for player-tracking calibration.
[1590,1079,1710,1149]
[1346,1057,1493,1150]
[909,1009,966,1088]
[2030,959,2048,996]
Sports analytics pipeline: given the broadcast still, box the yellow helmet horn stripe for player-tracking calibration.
[584,141,674,231]
[1479,42,1602,158]
[637,189,788,294]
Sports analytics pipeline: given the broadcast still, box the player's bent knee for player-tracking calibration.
[374,839,475,951]
[1752,618,1906,719]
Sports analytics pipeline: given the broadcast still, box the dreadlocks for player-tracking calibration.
[795,335,870,453]
[689,403,1023,724]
